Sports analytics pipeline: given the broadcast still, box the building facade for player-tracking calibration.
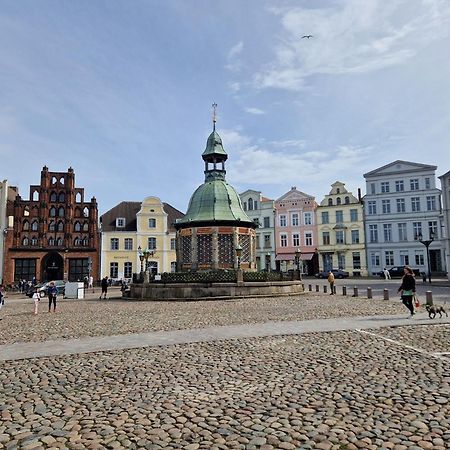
[3,166,100,284]
[363,160,446,276]
[274,187,319,275]
[316,181,367,276]
[240,190,276,271]
[100,197,183,280]
[438,170,450,280]
[0,180,16,284]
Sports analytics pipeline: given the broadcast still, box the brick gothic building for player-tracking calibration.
[3,166,99,284]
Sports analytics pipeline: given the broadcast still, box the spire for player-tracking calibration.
[212,102,217,131]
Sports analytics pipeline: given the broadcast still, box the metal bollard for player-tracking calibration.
[352,286,358,297]
[426,291,433,306]
[342,286,347,296]
[367,287,372,299]
[308,284,312,292]
[316,285,319,292]
[383,288,389,300]
[324,285,328,293]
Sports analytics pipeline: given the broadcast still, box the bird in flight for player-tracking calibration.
[301,35,313,39]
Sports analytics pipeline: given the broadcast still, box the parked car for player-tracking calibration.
[315,269,350,279]
[378,267,421,278]
[26,280,66,298]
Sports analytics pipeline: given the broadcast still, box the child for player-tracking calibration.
[32,291,40,315]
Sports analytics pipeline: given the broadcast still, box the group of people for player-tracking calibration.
[32,281,58,315]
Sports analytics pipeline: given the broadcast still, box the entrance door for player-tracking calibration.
[41,252,64,281]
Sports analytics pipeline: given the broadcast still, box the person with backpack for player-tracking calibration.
[48,281,58,312]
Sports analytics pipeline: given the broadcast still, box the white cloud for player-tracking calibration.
[244,107,265,115]
[226,41,244,72]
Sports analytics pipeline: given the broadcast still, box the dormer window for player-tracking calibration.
[148,218,156,228]
[116,217,126,228]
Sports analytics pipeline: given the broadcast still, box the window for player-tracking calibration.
[352,252,361,269]
[335,211,343,223]
[74,237,81,246]
[83,207,89,217]
[14,259,36,282]
[338,253,345,269]
[49,207,56,217]
[253,218,260,227]
[415,252,424,266]
[124,238,133,250]
[304,212,312,225]
[410,179,419,190]
[369,224,378,243]
[398,223,407,241]
[50,192,57,202]
[57,221,64,231]
[74,222,81,232]
[68,259,89,282]
[110,262,119,278]
[48,237,55,246]
[328,198,333,206]
[279,215,287,227]
[292,233,300,247]
[321,212,329,224]
[381,182,390,193]
[58,192,65,202]
[243,202,247,211]
[170,238,176,250]
[248,198,254,210]
[264,234,271,248]
[110,238,119,250]
[351,229,359,244]
[305,232,313,246]
[381,200,391,214]
[395,180,404,192]
[370,183,376,194]
[385,251,394,266]
[148,237,156,250]
[280,234,287,247]
[58,207,64,217]
[116,218,126,228]
[291,213,299,226]
[396,198,405,213]
[263,216,270,228]
[336,197,341,205]
[413,222,422,239]
[383,224,392,242]
[23,220,30,231]
[426,196,436,211]
[148,218,156,228]
[367,201,377,215]
[56,237,63,246]
[400,251,409,266]
[335,230,344,244]
[344,196,350,204]
[411,197,420,212]
[256,235,260,248]
[428,221,438,238]
[425,177,431,189]
[124,262,133,278]
[350,209,358,222]
[30,220,38,231]
[322,232,330,245]
[31,237,38,246]
[83,222,89,232]
[370,252,380,267]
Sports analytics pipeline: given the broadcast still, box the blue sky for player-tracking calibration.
[1,0,450,214]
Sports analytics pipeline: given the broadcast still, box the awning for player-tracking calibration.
[275,253,314,261]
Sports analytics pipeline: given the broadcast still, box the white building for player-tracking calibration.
[438,170,450,280]
[363,161,446,276]
[239,190,275,271]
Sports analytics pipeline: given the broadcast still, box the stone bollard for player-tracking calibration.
[316,285,319,292]
[342,286,347,296]
[367,287,372,299]
[426,291,433,306]
[308,284,312,292]
[352,286,358,297]
[383,288,389,300]
[324,285,328,294]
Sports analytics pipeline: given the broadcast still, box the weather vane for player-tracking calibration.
[212,102,217,130]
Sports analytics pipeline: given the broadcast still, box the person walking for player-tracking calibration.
[327,271,335,295]
[47,281,57,312]
[0,285,5,320]
[397,266,416,318]
[383,268,391,280]
[100,276,108,299]
[32,290,40,315]
[88,275,94,292]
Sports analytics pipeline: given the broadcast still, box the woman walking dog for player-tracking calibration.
[397,266,416,318]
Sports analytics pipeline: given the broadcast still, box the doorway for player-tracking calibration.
[41,252,64,281]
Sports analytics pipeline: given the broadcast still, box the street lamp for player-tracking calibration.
[417,231,435,284]
[235,244,242,269]
[266,252,271,272]
[138,246,144,275]
[142,248,154,274]
[295,248,302,281]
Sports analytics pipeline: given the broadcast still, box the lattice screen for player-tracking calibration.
[239,234,251,262]
[197,234,212,263]
[218,234,234,263]
[181,235,191,263]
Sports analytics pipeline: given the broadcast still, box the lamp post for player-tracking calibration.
[295,248,302,281]
[142,248,154,278]
[417,231,435,283]
[138,246,144,276]
[235,244,242,269]
[266,252,271,272]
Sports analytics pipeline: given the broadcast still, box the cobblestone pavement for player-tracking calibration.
[1,327,449,449]
[0,293,407,345]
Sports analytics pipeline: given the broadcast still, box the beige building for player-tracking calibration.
[316,181,367,276]
[100,197,184,281]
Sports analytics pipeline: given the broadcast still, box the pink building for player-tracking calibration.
[274,187,319,275]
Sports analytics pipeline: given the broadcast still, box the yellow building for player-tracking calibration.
[316,182,367,276]
[100,197,184,281]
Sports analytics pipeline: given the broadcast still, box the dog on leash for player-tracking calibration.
[425,304,448,319]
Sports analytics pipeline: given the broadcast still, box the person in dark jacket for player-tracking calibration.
[397,266,416,317]
[48,281,58,312]
[100,276,108,299]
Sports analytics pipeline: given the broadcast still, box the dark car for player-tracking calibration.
[315,269,350,279]
[378,267,421,278]
[26,280,66,298]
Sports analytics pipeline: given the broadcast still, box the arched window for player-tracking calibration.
[60,177,65,185]
[22,237,29,246]
[58,207,64,217]
[31,220,39,231]
[23,220,30,231]
[328,198,333,206]
[74,237,81,246]
[50,192,57,202]
[248,198,254,210]
[49,207,56,217]
[336,197,341,205]
[31,236,38,246]
[58,192,65,202]
[82,237,89,246]
[57,221,64,232]
[345,196,350,204]
[83,207,89,217]
[48,237,55,246]
[56,237,63,246]
[74,221,81,232]
[51,176,57,185]
[32,191,39,201]
[48,220,55,231]
[75,192,82,203]
[23,206,30,216]
[336,188,341,194]
[83,222,89,232]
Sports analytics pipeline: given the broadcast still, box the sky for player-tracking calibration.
[1,0,450,215]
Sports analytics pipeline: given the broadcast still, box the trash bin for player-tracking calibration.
[65,282,85,299]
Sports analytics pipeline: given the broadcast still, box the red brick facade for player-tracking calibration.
[3,166,99,284]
